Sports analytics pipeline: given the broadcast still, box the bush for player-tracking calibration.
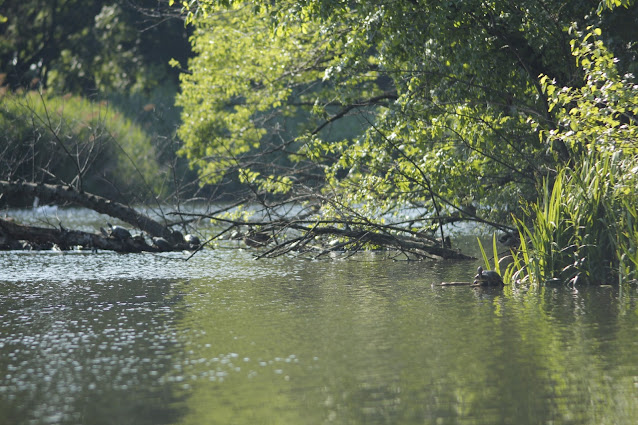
[0,91,164,202]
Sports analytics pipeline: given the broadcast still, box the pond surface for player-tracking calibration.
[1,209,637,425]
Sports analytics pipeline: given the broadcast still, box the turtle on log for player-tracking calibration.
[185,234,201,246]
[100,223,132,241]
[152,236,172,251]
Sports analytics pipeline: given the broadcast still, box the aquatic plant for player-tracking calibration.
[509,27,638,285]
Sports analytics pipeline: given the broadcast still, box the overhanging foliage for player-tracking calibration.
[173,0,638,274]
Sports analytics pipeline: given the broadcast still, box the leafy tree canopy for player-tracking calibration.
[177,0,636,224]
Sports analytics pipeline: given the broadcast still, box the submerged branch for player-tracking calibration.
[178,211,474,260]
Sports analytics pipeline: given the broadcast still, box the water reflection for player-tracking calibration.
[1,249,637,425]
[0,273,188,424]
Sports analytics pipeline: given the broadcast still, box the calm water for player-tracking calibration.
[1,209,637,425]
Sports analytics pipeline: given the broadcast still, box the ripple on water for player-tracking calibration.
[0,266,189,424]
[2,247,638,425]
[0,249,294,284]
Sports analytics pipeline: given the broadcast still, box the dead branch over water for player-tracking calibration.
[0,180,193,252]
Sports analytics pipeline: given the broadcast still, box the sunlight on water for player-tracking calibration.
[1,244,638,424]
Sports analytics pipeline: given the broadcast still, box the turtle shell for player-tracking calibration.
[108,223,131,240]
[473,266,503,286]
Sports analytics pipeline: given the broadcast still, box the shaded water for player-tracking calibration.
[1,210,637,424]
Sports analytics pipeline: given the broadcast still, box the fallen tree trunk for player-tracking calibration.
[0,218,171,252]
[0,180,181,243]
[0,180,196,252]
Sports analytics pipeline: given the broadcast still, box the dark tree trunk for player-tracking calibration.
[0,180,191,252]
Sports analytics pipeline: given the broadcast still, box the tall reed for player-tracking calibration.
[512,153,637,285]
